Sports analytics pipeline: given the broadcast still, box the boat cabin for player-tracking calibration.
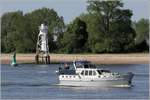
[74,60,96,69]
[58,60,111,76]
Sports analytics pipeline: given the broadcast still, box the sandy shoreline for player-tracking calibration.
[1,53,149,64]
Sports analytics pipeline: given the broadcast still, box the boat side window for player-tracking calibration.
[89,70,92,76]
[85,70,88,76]
[81,71,84,75]
[93,71,96,76]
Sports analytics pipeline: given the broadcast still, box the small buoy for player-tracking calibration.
[11,50,18,66]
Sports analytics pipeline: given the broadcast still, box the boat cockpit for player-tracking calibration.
[74,60,96,69]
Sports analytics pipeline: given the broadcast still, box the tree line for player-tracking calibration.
[1,1,149,53]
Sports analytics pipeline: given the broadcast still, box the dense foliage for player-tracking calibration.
[80,1,136,53]
[1,1,149,53]
[59,18,88,53]
[133,19,149,52]
[1,8,65,53]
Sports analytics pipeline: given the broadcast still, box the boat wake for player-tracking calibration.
[112,84,133,88]
[1,81,53,87]
[54,83,133,88]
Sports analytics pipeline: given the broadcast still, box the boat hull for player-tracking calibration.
[59,80,131,87]
[58,73,134,87]
[57,60,134,87]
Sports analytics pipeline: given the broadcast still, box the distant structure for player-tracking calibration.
[35,23,50,64]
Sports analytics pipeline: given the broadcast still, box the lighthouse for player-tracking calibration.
[35,23,50,64]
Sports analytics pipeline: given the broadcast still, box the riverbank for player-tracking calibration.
[1,53,149,64]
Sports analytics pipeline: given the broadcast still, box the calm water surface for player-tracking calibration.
[1,64,149,99]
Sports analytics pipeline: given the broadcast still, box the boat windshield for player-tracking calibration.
[84,64,96,68]
[75,61,96,69]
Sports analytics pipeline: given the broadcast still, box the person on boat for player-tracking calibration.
[64,63,69,69]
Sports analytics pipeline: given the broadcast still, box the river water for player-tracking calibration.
[1,64,149,99]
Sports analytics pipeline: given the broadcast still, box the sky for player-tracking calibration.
[0,0,149,24]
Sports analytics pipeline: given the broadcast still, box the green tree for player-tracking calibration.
[25,7,65,52]
[79,13,105,53]
[1,11,27,53]
[85,0,136,53]
[1,8,65,53]
[60,18,88,53]
[134,19,149,51]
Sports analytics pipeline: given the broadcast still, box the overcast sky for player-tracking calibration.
[0,0,149,23]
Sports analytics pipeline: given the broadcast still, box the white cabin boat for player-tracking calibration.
[57,60,134,87]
